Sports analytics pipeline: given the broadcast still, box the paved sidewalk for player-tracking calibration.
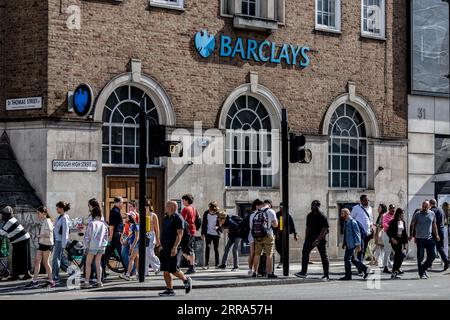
[0,260,448,296]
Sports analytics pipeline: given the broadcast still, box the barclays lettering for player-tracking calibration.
[195,30,311,68]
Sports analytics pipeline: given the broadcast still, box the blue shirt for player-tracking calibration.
[129,223,139,248]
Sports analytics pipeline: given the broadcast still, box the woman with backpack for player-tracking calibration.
[52,201,71,284]
[217,211,242,271]
[120,212,140,281]
[0,206,32,281]
[81,207,109,288]
[25,206,55,288]
[201,201,221,269]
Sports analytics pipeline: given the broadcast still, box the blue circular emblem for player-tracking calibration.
[73,83,94,117]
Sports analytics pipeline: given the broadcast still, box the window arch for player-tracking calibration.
[225,95,272,187]
[328,104,367,188]
[102,85,159,165]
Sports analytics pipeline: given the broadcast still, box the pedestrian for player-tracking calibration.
[251,199,278,278]
[430,199,449,271]
[25,206,55,288]
[217,211,242,271]
[443,202,449,261]
[409,200,440,279]
[372,203,387,267]
[144,200,161,276]
[52,201,71,284]
[201,201,221,269]
[128,200,139,223]
[340,208,370,280]
[108,197,125,269]
[387,208,408,279]
[274,202,298,269]
[120,209,134,277]
[295,200,330,280]
[81,207,109,288]
[180,194,197,274]
[242,200,260,276]
[381,204,396,273]
[120,212,139,281]
[0,206,32,281]
[158,201,192,297]
[350,195,375,263]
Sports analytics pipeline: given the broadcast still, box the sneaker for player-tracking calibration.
[294,272,307,279]
[21,273,32,281]
[276,263,282,269]
[159,289,175,297]
[267,273,278,279]
[357,271,364,277]
[420,274,428,280]
[202,265,209,270]
[215,265,220,269]
[248,269,253,276]
[321,275,330,281]
[7,275,20,281]
[397,269,404,275]
[252,272,257,278]
[339,276,352,280]
[186,268,196,275]
[25,281,40,289]
[218,264,226,270]
[363,269,371,280]
[424,271,429,278]
[444,261,449,271]
[391,272,400,279]
[383,267,391,274]
[80,282,91,289]
[119,273,131,281]
[94,282,103,288]
[184,276,192,294]
[155,268,160,275]
[231,267,239,272]
[45,281,56,288]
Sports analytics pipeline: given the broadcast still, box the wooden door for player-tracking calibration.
[105,176,157,222]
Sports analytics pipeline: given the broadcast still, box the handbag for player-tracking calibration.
[375,228,384,246]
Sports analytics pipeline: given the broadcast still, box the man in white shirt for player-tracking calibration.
[351,194,374,263]
[250,199,278,278]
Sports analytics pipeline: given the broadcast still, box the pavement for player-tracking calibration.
[0,258,448,298]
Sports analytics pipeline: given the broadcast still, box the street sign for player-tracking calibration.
[52,160,97,172]
[73,83,94,117]
[6,97,42,111]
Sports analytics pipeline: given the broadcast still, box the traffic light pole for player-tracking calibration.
[281,108,290,276]
[138,100,147,283]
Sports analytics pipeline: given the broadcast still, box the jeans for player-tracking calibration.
[355,238,365,263]
[205,234,220,266]
[301,238,329,277]
[382,232,393,268]
[436,228,449,264]
[221,236,240,268]
[417,238,436,276]
[391,242,405,272]
[145,233,161,275]
[121,244,136,275]
[344,247,367,278]
[52,241,70,281]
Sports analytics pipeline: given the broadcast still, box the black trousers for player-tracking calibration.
[391,242,404,272]
[275,235,282,263]
[106,231,124,269]
[11,239,31,276]
[205,234,220,266]
[301,238,329,276]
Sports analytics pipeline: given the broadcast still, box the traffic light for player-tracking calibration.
[289,133,312,163]
[148,125,183,158]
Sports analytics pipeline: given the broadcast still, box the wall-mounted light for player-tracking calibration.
[378,166,384,171]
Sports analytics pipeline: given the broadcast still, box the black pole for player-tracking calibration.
[138,99,147,283]
[281,108,289,276]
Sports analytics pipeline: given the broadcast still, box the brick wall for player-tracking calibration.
[3,0,408,139]
[0,0,48,120]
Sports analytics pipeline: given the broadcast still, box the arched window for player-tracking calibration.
[328,104,367,188]
[102,85,159,165]
[225,95,272,187]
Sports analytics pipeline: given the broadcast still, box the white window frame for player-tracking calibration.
[149,0,184,11]
[241,0,260,18]
[361,0,385,39]
[315,0,341,33]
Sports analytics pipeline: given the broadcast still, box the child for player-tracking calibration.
[25,206,55,288]
[120,213,139,281]
[81,207,109,288]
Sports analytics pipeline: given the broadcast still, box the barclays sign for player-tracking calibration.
[194,29,311,68]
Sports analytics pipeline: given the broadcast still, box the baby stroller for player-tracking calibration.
[0,235,11,280]
[63,240,85,272]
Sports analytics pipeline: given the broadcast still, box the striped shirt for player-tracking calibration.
[0,217,31,244]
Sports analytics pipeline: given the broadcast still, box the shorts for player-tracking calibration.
[87,248,106,255]
[254,235,275,256]
[38,244,53,252]
[160,249,180,273]
[181,236,195,256]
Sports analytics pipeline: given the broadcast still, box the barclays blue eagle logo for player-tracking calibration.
[74,87,89,113]
[195,29,215,58]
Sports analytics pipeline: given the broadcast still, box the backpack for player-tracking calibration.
[194,208,202,230]
[251,208,270,240]
[229,215,243,236]
[181,217,191,247]
[239,214,251,240]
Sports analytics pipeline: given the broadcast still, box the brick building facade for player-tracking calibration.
[1,0,408,261]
